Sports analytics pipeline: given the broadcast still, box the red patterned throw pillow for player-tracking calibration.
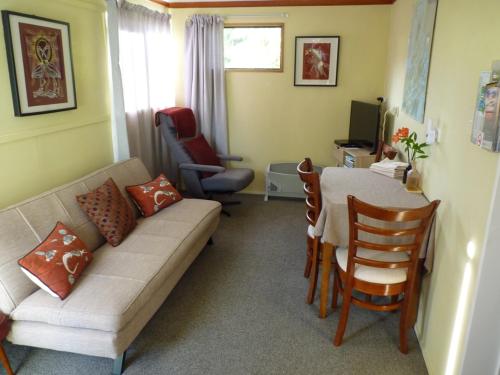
[126,174,183,217]
[18,222,92,300]
[77,178,136,247]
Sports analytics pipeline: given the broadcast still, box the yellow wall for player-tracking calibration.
[170,6,390,192]
[385,0,500,374]
[0,0,113,208]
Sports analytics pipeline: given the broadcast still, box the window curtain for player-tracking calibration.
[185,15,228,154]
[106,0,129,162]
[117,1,175,178]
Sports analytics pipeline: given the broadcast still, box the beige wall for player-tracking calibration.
[0,0,113,208]
[170,6,390,192]
[385,0,500,374]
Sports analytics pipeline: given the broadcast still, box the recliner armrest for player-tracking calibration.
[179,163,226,173]
[217,154,243,162]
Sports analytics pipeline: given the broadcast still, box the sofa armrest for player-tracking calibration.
[217,154,243,162]
[179,163,226,173]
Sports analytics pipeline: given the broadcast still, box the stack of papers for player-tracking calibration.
[369,158,408,179]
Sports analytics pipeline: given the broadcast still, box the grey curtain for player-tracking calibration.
[185,14,228,154]
[117,1,175,179]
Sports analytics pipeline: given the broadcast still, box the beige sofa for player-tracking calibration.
[0,158,221,374]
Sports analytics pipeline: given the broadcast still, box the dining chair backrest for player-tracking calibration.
[297,158,322,226]
[346,195,440,271]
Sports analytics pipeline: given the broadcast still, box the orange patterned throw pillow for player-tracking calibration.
[77,178,136,247]
[18,222,92,300]
[126,174,183,217]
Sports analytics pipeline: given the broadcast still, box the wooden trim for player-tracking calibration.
[150,0,395,9]
[149,0,169,7]
[0,116,109,145]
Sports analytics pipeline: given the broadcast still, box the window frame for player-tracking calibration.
[223,23,285,73]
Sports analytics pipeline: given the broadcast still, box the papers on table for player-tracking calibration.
[369,158,409,179]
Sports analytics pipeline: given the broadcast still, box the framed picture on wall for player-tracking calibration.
[401,0,438,123]
[294,36,340,87]
[1,11,77,116]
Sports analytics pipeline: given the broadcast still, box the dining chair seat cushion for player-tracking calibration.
[336,247,409,284]
[307,224,316,238]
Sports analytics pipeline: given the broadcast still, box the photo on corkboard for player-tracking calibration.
[295,36,339,87]
[2,11,76,116]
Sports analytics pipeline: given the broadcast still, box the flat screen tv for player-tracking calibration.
[336,100,380,152]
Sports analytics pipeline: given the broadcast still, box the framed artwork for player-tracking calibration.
[1,11,77,116]
[471,62,500,152]
[470,71,491,148]
[294,36,339,87]
[401,0,438,123]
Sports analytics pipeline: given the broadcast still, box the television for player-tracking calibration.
[335,100,381,152]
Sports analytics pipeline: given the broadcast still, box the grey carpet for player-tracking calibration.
[3,195,428,375]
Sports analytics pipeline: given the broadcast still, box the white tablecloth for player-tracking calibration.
[314,168,436,272]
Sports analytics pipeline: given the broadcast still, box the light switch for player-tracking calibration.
[426,118,438,144]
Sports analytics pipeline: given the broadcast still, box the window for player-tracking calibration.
[223,24,284,72]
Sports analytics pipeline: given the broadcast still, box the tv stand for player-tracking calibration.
[333,143,376,168]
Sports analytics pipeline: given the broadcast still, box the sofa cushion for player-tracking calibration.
[18,222,92,300]
[126,174,182,217]
[10,199,221,332]
[0,158,151,315]
[77,178,137,247]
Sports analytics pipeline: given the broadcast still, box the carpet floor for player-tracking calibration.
[3,194,428,375]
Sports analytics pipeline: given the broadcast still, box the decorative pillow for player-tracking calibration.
[76,178,136,247]
[126,174,183,217]
[183,134,222,178]
[18,222,92,300]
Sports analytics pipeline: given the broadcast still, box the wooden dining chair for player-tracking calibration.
[297,158,322,304]
[332,195,440,353]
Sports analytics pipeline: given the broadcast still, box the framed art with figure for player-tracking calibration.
[1,11,76,116]
[294,36,340,87]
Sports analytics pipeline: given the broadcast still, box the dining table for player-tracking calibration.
[313,167,436,318]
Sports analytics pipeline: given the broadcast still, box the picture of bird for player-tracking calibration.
[302,43,331,80]
[31,37,63,100]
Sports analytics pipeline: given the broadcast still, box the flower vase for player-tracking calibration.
[402,163,412,184]
[406,162,421,191]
